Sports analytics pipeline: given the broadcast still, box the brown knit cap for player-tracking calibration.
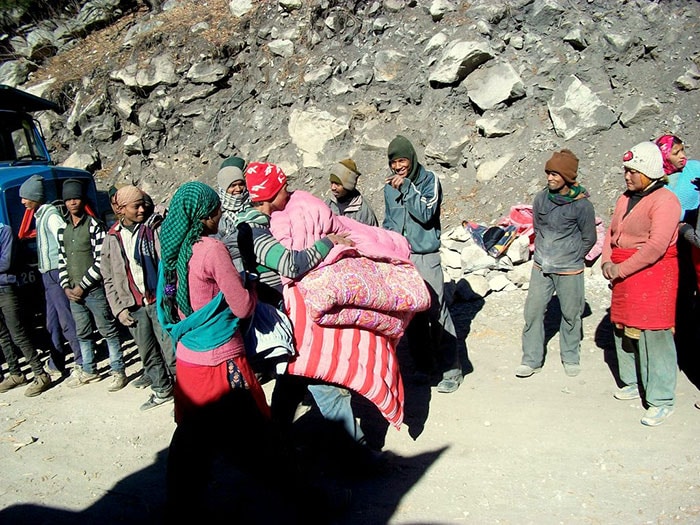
[545,149,579,185]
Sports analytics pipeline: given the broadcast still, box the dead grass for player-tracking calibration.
[30,1,245,91]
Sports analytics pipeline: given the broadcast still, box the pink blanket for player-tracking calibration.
[296,256,429,338]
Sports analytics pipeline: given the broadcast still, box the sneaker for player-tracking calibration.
[107,372,128,392]
[641,405,674,427]
[0,374,28,393]
[436,370,463,393]
[613,385,640,400]
[563,363,581,377]
[65,368,100,388]
[695,401,700,410]
[43,362,64,379]
[140,392,174,411]
[515,364,542,378]
[25,373,51,397]
[131,374,153,389]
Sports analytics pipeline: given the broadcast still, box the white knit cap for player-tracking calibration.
[622,141,664,180]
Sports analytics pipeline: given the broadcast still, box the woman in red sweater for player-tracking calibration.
[602,142,681,427]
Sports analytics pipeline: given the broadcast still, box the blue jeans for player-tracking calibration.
[614,328,677,408]
[130,304,175,395]
[0,285,42,376]
[43,270,82,370]
[69,287,124,374]
[521,267,584,368]
[307,384,365,442]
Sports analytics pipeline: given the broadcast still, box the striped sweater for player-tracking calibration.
[57,213,106,291]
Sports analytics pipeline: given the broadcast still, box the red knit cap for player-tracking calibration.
[245,162,287,202]
[545,149,579,185]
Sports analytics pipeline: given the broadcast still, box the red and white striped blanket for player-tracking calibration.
[284,284,404,427]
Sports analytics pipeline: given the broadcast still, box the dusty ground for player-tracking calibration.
[0,274,699,524]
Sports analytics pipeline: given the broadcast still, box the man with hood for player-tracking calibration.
[326,159,378,226]
[515,149,596,379]
[382,135,463,393]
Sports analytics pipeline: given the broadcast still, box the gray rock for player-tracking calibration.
[429,40,494,87]
[110,54,179,89]
[374,50,409,82]
[548,75,617,140]
[229,0,254,17]
[463,61,525,111]
[564,28,588,51]
[288,107,351,167]
[425,32,448,55]
[304,64,333,85]
[279,0,302,12]
[507,259,533,287]
[63,150,100,172]
[489,273,513,292]
[476,156,512,183]
[618,96,661,128]
[528,0,564,27]
[460,274,490,300]
[429,0,456,22]
[476,114,515,138]
[425,131,471,167]
[268,39,294,58]
[186,61,229,84]
[0,61,30,87]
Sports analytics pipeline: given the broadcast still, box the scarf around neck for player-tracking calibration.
[547,183,590,205]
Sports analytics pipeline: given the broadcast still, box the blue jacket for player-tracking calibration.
[0,224,17,287]
[382,164,442,254]
[532,189,597,274]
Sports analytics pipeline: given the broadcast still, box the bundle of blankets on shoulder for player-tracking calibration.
[269,190,430,427]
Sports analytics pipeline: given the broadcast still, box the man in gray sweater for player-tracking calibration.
[516,149,597,378]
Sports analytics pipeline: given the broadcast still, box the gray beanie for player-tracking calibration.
[19,175,45,203]
[622,141,664,180]
[62,179,84,200]
[329,159,361,191]
[217,166,245,192]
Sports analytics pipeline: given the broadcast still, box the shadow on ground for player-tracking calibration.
[0,410,446,525]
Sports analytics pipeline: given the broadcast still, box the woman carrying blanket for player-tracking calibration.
[602,142,681,427]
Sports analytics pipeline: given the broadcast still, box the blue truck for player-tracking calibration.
[0,84,107,328]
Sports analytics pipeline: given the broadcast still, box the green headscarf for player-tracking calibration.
[160,181,220,317]
[387,135,421,182]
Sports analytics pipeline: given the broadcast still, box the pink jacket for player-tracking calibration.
[601,187,680,279]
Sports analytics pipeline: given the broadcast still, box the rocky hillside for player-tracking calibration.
[2,0,699,228]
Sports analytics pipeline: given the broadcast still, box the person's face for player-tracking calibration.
[21,198,40,210]
[121,199,147,225]
[390,157,411,178]
[227,180,246,195]
[252,185,289,216]
[110,196,119,214]
[270,185,289,212]
[546,171,567,194]
[65,198,84,217]
[668,142,688,170]
[330,181,348,200]
[201,205,223,235]
[624,167,651,192]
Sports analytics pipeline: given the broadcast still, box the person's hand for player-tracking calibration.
[386,173,407,190]
[118,310,136,327]
[602,262,620,281]
[64,286,83,302]
[327,233,355,247]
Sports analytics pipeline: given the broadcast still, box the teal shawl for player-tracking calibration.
[156,264,240,352]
